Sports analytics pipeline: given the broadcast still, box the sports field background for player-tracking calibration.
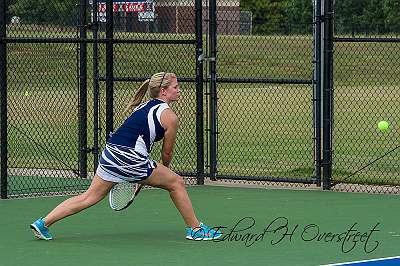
[6,33,400,189]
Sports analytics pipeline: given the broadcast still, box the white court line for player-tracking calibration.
[321,256,400,266]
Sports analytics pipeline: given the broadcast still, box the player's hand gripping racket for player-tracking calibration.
[109,182,143,211]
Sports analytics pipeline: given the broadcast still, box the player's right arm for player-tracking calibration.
[160,109,179,168]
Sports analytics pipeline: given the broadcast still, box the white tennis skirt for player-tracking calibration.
[96,143,156,183]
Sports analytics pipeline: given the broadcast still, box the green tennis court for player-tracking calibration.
[1,185,399,266]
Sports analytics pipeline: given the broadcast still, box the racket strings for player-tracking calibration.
[109,183,136,210]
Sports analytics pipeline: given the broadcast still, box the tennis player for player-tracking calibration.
[30,72,222,241]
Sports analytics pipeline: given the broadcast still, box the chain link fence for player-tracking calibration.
[213,0,316,188]
[1,0,202,198]
[331,6,400,193]
[1,0,400,198]
[4,2,88,197]
[99,0,199,185]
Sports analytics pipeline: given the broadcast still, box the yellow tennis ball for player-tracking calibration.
[378,121,389,131]
[24,91,29,96]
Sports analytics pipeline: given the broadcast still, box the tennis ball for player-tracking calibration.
[24,90,29,96]
[378,121,389,131]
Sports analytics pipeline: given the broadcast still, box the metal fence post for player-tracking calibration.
[92,0,100,174]
[0,0,7,198]
[78,0,88,179]
[105,0,114,141]
[313,0,322,186]
[322,0,334,190]
[209,0,217,181]
[195,0,204,185]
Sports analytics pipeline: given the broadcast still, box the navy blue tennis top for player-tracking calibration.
[108,99,170,156]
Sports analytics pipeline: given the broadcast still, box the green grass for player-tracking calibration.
[5,31,400,192]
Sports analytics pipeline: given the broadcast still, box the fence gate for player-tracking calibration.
[1,0,322,199]
[1,1,91,198]
[207,0,320,186]
[96,0,203,186]
[1,0,206,199]
[329,0,400,193]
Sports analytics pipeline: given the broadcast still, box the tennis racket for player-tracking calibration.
[109,182,143,211]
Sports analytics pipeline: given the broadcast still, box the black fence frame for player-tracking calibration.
[0,2,204,199]
[209,0,331,186]
[322,0,334,189]
[0,0,341,199]
[0,0,7,199]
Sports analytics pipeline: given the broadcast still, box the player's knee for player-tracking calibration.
[176,175,185,189]
[170,175,185,191]
[81,191,103,206]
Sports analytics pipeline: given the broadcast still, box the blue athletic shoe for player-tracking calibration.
[186,222,223,241]
[30,218,53,240]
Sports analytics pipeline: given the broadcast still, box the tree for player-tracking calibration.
[287,0,313,34]
[383,0,400,32]
[241,0,290,34]
[334,0,365,35]
[362,0,385,34]
[9,0,78,26]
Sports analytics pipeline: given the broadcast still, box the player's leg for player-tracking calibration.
[45,175,115,226]
[140,163,200,228]
[139,163,222,240]
[30,175,114,240]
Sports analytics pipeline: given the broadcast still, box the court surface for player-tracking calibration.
[0,185,399,266]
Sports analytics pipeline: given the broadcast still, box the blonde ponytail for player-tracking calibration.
[124,72,177,114]
[124,79,150,113]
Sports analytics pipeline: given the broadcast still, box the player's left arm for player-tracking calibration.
[160,109,179,168]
